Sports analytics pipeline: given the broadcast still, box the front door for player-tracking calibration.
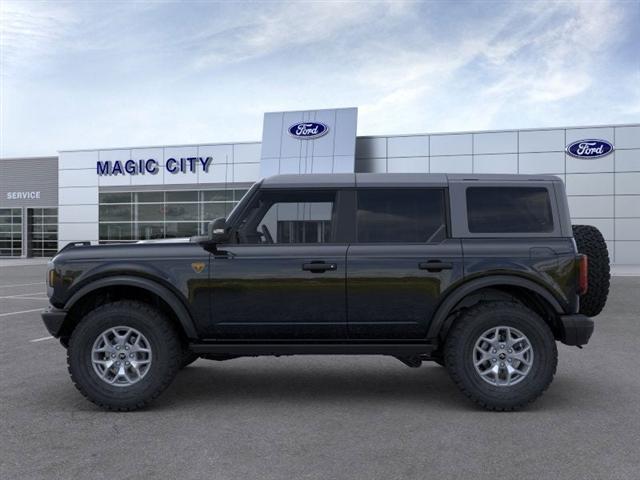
[347,188,464,339]
[207,188,348,339]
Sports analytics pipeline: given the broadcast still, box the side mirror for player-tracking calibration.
[208,217,230,243]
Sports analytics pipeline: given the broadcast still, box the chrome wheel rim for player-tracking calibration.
[473,326,533,387]
[91,326,152,387]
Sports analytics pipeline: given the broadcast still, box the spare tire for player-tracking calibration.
[572,224,610,317]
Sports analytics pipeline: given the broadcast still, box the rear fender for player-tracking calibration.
[427,275,564,340]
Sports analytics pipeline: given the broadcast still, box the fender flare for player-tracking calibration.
[64,275,198,339]
[426,275,565,339]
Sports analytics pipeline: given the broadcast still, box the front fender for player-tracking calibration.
[64,275,198,339]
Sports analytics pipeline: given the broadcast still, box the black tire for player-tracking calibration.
[572,224,610,317]
[67,300,182,411]
[444,302,557,411]
[181,350,199,369]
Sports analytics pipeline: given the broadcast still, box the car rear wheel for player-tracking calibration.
[444,301,557,411]
[67,300,182,411]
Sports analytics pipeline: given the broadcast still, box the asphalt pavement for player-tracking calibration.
[1,262,639,480]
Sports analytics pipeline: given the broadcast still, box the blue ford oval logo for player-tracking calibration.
[566,139,614,159]
[288,122,329,139]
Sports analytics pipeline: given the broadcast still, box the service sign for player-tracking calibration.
[288,122,329,139]
[566,139,614,159]
[6,191,40,200]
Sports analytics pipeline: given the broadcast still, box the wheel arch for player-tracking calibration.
[59,276,198,344]
[427,275,565,341]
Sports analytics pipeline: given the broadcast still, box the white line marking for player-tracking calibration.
[0,293,49,300]
[0,308,43,317]
[30,336,54,343]
[0,282,45,288]
[0,295,48,300]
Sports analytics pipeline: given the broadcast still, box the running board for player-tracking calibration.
[189,342,437,356]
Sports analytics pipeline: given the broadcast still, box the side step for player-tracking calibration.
[189,342,436,356]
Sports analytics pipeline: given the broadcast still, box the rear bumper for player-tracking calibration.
[559,314,594,346]
[41,306,68,337]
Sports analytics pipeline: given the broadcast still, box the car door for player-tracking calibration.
[347,187,464,339]
[205,188,349,340]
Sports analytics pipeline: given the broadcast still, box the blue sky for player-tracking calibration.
[1,0,638,157]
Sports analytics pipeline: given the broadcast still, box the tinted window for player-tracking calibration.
[238,190,336,244]
[356,189,446,243]
[466,187,554,233]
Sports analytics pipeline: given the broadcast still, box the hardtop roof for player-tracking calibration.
[260,173,561,189]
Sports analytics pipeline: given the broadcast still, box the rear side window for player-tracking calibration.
[356,189,446,243]
[466,187,554,233]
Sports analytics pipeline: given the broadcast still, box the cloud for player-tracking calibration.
[0,1,77,73]
[0,0,637,157]
[188,1,409,70]
[357,0,635,133]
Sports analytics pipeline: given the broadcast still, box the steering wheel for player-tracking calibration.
[260,224,274,244]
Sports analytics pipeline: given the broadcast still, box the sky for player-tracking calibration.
[1,0,639,157]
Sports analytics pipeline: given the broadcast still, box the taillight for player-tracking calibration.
[578,255,588,295]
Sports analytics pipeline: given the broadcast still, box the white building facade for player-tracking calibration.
[2,107,638,264]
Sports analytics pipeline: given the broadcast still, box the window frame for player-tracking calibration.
[230,188,351,245]
[352,187,449,245]
[448,181,562,238]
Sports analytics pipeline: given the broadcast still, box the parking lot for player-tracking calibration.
[1,261,639,480]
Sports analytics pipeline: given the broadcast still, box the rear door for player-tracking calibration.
[347,188,463,339]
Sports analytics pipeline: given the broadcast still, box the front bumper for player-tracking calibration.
[559,314,594,346]
[41,306,68,337]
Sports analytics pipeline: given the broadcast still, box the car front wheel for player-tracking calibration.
[67,300,182,411]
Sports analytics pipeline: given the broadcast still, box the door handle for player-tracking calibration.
[302,262,337,273]
[418,261,453,272]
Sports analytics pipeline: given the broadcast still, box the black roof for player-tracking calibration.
[261,173,560,189]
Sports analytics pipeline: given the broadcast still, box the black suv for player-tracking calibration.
[42,173,610,411]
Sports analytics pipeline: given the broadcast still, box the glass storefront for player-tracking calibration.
[0,208,23,257]
[27,208,58,257]
[98,188,248,242]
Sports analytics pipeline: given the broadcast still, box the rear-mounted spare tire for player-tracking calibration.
[572,224,610,317]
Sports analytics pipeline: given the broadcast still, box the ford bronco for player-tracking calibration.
[42,173,610,411]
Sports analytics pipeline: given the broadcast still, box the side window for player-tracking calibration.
[236,190,336,244]
[466,187,554,233]
[356,189,446,243]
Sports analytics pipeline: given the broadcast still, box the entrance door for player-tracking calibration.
[205,188,349,339]
[27,208,58,258]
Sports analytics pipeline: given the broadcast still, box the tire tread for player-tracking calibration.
[572,224,610,317]
[67,300,182,411]
[444,301,558,411]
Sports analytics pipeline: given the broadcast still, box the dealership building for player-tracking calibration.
[1,108,638,265]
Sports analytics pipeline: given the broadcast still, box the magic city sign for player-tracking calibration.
[96,157,213,176]
[566,139,614,159]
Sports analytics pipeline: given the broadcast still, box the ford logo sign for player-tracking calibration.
[566,139,614,159]
[288,122,329,139]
